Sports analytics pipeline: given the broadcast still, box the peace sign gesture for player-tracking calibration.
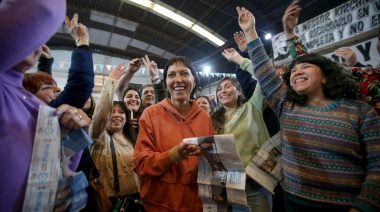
[65,13,89,46]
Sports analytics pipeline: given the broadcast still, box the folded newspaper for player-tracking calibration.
[184,134,251,212]
[245,131,283,194]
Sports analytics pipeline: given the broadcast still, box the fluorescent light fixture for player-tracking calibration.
[153,4,193,28]
[192,24,224,46]
[123,0,226,47]
[265,33,272,40]
[203,66,211,74]
[129,0,153,8]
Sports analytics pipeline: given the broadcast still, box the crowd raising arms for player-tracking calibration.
[1,0,380,211]
[236,4,380,212]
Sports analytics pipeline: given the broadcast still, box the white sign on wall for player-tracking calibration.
[272,0,380,63]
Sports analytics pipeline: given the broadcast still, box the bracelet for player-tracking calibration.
[152,78,160,83]
[75,38,89,44]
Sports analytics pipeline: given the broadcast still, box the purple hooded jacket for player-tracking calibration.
[0,0,66,211]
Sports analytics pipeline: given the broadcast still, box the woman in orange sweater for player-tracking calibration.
[133,56,214,212]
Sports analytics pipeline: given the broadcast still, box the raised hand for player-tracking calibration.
[236,7,255,33]
[234,31,248,53]
[40,45,52,59]
[282,1,301,39]
[65,13,90,46]
[222,48,244,65]
[109,63,127,80]
[127,58,142,75]
[334,47,358,67]
[236,7,257,42]
[142,55,158,81]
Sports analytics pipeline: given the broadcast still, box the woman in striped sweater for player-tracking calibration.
[233,6,380,212]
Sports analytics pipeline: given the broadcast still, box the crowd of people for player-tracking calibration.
[1,0,379,211]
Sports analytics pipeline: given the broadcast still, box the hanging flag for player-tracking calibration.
[98,64,104,72]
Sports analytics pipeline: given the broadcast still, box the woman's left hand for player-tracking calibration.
[54,104,91,134]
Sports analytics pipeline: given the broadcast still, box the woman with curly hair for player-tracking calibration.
[236,6,380,212]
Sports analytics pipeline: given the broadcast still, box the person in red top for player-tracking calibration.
[133,56,214,212]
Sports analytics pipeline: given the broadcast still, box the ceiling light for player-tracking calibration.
[152,4,193,28]
[123,0,226,47]
[128,0,153,8]
[192,24,224,46]
[265,33,272,40]
[203,66,211,74]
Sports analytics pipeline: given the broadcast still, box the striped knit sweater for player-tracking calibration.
[247,38,380,212]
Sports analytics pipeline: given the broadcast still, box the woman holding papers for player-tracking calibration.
[211,75,272,210]
[133,56,214,212]
[236,5,380,212]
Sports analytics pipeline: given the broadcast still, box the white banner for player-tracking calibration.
[272,0,380,63]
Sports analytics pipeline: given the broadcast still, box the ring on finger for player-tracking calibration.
[344,52,347,55]
[77,114,82,120]
[74,108,78,115]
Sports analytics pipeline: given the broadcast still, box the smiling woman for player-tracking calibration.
[212,50,272,210]
[90,66,139,208]
[133,56,214,212]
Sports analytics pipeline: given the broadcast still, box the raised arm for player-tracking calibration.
[282,1,301,40]
[142,55,166,102]
[48,14,94,108]
[0,0,66,72]
[89,66,126,141]
[115,58,142,100]
[233,32,257,99]
[282,1,308,58]
[238,7,287,116]
[37,45,54,75]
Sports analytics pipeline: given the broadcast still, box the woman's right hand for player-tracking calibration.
[65,13,90,46]
[54,104,91,134]
[282,1,301,39]
[178,142,201,158]
[109,62,127,80]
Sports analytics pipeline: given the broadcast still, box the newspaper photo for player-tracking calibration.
[184,134,251,212]
[245,131,283,194]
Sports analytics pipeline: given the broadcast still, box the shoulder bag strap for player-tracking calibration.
[109,134,120,197]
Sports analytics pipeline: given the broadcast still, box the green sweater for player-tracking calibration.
[222,59,270,168]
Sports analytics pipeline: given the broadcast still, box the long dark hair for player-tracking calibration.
[122,87,143,120]
[108,101,138,146]
[210,77,244,134]
[282,53,358,105]
[163,56,200,100]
